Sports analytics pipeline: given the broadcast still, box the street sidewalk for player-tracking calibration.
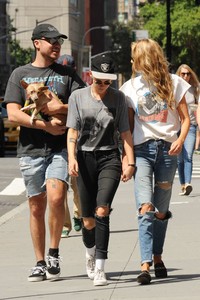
[1,163,200,300]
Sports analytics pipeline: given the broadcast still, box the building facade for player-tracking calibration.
[0,0,143,92]
[7,0,83,59]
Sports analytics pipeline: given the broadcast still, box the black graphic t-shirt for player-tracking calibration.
[4,63,83,157]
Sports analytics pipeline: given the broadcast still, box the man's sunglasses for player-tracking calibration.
[41,37,64,45]
[94,79,111,85]
[181,72,191,76]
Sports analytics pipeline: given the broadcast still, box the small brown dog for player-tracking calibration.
[20,80,66,125]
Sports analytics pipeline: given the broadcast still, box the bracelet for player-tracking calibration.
[128,164,136,167]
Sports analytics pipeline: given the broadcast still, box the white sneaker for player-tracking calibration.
[93,269,108,286]
[179,189,185,196]
[86,255,95,280]
[28,264,47,282]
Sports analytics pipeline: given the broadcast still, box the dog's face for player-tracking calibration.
[20,80,49,103]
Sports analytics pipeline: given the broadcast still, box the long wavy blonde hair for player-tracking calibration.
[176,64,200,102]
[131,39,175,108]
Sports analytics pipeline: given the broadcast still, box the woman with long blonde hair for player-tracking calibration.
[120,39,190,285]
[176,64,200,195]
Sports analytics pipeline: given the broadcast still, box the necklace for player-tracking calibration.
[91,85,108,100]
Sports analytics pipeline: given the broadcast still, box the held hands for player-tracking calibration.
[121,164,135,182]
[68,158,79,177]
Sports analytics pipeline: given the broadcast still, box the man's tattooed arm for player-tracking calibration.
[69,138,77,144]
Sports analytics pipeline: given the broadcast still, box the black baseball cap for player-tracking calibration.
[31,23,68,41]
[91,54,117,80]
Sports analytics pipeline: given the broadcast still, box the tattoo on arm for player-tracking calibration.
[69,138,77,144]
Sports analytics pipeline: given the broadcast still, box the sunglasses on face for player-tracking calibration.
[94,79,111,85]
[41,37,64,45]
[181,72,191,76]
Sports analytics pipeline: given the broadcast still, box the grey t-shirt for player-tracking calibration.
[67,86,130,151]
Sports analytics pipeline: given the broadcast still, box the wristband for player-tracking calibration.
[128,164,136,167]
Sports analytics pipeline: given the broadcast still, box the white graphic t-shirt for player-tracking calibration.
[120,74,190,145]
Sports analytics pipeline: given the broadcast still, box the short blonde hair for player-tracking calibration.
[131,39,175,108]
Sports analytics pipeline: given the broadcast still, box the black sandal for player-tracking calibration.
[154,261,168,278]
[137,270,152,285]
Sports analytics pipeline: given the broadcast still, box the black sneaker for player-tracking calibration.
[46,254,61,279]
[154,261,168,278]
[184,184,193,196]
[73,217,82,231]
[28,264,47,282]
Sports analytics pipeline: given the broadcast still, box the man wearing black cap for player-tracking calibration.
[67,54,134,286]
[4,23,85,282]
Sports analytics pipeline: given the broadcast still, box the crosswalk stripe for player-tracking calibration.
[175,166,200,178]
[1,165,200,196]
[0,178,25,195]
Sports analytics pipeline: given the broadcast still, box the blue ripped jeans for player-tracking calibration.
[177,124,197,185]
[134,140,177,265]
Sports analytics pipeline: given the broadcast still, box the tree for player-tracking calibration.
[9,39,33,69]
[7,17,33,70]
[108,20,141,81]
[139,0,200,75]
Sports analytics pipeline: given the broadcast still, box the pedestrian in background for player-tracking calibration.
[120,39,190,285]
[4,24,85,282]
[57,54,83,237]
[176,64,200,195]
[67,54,134,286]
[196,102,200,151]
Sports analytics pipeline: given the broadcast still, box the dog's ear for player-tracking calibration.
[38,86,49,93]
[20,80,29,89]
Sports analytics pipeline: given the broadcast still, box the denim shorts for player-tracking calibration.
[19,150,68,197]
[77,149,122,217]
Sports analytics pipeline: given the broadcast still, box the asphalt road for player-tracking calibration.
[1,152,200,218]
[0,150,25,217]
[1,153,200,300]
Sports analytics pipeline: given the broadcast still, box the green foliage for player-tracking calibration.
[139,2,166,46]
[6,16,33,69]
[108,0,200,79]
[140,0,200,76]
[9,39,33,69]
[108,20,141,81]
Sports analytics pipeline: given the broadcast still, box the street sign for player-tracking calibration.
[132,30,149,41]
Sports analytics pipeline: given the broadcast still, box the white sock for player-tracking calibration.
[95,259,105,271]
[86,246,96,258]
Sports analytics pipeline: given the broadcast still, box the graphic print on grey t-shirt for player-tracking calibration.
[80,104,116,148]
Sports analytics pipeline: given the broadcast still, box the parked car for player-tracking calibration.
[0,98,20,151]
